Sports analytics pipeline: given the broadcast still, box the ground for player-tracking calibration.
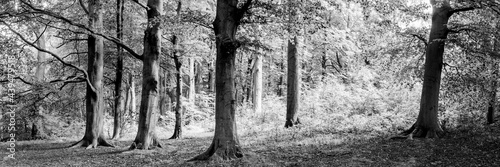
[1,124,499,167]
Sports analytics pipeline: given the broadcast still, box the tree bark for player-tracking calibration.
[403,0,465,138]
[70,0,113,148]
[169,0,183,140]
[189,0,252,161]
[129,0,163,150]
[253,54,262,113]
[285,36,300,128]
[129,74,136,119]
[112,0,125,140]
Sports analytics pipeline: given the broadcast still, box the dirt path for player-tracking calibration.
[1,126,499,166]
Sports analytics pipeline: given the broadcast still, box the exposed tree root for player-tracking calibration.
[69,137,114,149]
[390,123,443,140]
[169,131,182,140]
[188,141,243,161]
[128,138,162,150]
[284,118,301,128]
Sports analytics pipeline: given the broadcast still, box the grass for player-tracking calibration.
[1,121,499,167]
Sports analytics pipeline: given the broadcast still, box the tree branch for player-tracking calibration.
[0,76,33,85]
[21,0,143,61]
[450,7,476,16]
[409,33,428,46]
[131,0,149,10]
[0,20,97,93]
[78,0,89,15]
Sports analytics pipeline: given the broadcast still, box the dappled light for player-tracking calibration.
[1,0,500,166]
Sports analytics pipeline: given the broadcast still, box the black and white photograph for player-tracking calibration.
[1,0,500,166]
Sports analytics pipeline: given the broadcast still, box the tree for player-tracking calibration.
[190,0,253,160]
[112,0,126,140]
[401,0,475,138]
[129,0,163,150]
[252,54,262,113]
[31,26,47,139]
[71,0,113,148]
[285,0,300,128]
[170,0,183,140]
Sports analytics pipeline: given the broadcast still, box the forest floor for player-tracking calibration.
[1,123,500,167]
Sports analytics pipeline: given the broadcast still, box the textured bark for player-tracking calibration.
[129,0,163,150]
[170,1,183,140]
[189,0,251,161]
[112,0,125,140]
[70,0,112,148]
[285,36,300,128]
[252,54,262,113]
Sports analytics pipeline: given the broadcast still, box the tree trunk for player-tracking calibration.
[487,38,499,124]
[245,56,253,103]
[189,57,195,104]
[277,56,284,96]
[112,0,125,140]
[129,0,163,150]
[195,62,203,93]
[404,0,461,138]
[32,27,47,139]
[488,67,497,124]
[171,55,183,139]
[170,0,183,140]
[253,54,262,113]
[70,0,112,148]
[208,61,215,92]
[189,0,252,161]
[130,74,136,118]
[285,36,300,128]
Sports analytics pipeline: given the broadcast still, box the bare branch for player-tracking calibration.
[409,33,428,46]
[449,7,476,16]
[21,0,143,61]
[0,76,33,85]
[79,0,89,15]
[131,0,150,10]
[0,20,97,93]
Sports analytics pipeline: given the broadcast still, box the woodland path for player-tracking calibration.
[1,124,500,167]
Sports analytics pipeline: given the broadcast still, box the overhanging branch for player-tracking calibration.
[21,0,143,61]
[1,20,97,93]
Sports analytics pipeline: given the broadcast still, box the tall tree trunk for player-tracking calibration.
[190,0,252,161]
[403,0,470,138]
[189,57,195,104]
[487,36,499,124]
[170,0,183,140]
[112,0,125,140]
[171,54,183,139]
[129,74,136,119]
[285,36,300,128]
[129,0,163,150]
[253,54,262,113]
[208,61,215,92]
[32,27,47,139]
[70,0,112,148]
[159,71,168,115]
[123,74,131,133]
[488,65,497,124]
[277,55,284,96]
[195,62,203,93]
[245,56,253,103]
